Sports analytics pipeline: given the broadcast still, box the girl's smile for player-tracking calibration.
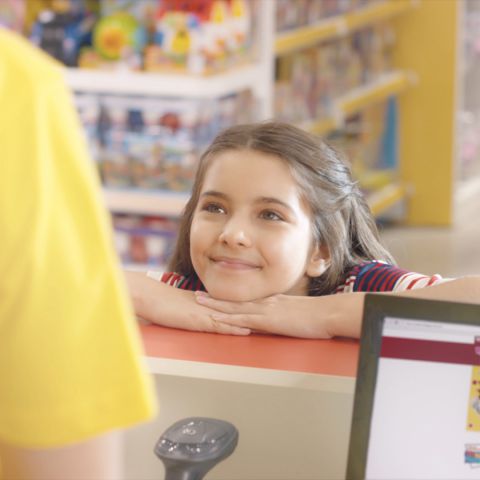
[189,149,328,301]
[209,256,261,270]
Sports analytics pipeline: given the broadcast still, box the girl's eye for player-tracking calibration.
[202,202,226,214]
[260,210,283,221]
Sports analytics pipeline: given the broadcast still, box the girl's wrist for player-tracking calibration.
[323,292,366,339]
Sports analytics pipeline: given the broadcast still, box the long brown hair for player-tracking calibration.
[168,122,395,296]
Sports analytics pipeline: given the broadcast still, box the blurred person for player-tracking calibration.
[0,29,156,479]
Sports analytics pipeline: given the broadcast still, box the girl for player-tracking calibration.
[126,122,480,338]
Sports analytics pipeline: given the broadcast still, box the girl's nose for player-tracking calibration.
[218,219,252,248]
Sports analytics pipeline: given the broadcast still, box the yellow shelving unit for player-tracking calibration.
[275,0,415,56]
[303,117,339,137]
[337,70,413,118]
[367,183,408,217]
[273,0,418,219]
[67,0,457,225]
[392,0,458,226]
[344,0,414,32]
[275,18,341,56]
[274,0,458,224]
[301,70,414,135]
[353,169,404,217]
[298,69,415,217]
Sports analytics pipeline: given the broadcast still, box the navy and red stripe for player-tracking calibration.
[159,261,443,295]
[354,262,410,292]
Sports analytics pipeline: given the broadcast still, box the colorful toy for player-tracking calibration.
[29,0,96,66]
[72,89,256,192]
[113,214,179,268]
[93,10,145,61]
[145,0,251,74]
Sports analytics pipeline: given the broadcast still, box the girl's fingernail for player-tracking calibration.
[195,290,209,297]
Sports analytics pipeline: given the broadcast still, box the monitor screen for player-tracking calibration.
[365,317,480,479]
[346,295,480,480]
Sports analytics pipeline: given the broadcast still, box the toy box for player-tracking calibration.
[78,0,153,70]
[274,23,394,125]
[113,214,179,268]
[29,0,97,66]
[144,0,253,74]
[74,88,256,191]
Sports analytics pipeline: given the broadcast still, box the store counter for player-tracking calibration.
[125,325,359,480]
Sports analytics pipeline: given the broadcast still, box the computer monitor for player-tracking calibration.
[346,294,480,479]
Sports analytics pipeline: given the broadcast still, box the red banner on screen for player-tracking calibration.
[381,336,480,366]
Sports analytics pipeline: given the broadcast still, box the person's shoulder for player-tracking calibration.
[0,29,63,94]
[0,29,61,69]
[336,260,407,293]
[338,260,446,293]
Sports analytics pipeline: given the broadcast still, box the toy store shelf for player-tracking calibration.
[275,0,415,56]
[302,117,339,136]
[64,64,260,98]
[357,169,396,192]
[367,183,407,217]
[301,70,413,136]
[104,188,189,216]
[337,70,413,117]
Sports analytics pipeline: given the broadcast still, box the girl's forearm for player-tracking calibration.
[124,271,169,323]
[325,276,480,339]
[124,271,252,335]
[394,276,480,304]
[323,292,366,338]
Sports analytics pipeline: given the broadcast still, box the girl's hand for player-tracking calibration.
[125,271,251,336]
[194,291,333,339]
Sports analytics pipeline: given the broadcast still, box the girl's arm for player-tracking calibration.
[194,276,480,339]
[124,271,251,335]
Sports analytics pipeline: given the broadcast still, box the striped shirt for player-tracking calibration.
[335,261,446,293]
[147,261,448,295]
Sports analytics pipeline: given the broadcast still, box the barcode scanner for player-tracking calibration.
[154,417,239,480]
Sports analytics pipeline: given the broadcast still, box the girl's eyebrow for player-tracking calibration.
[200,190,229,200]
[257,197,295,214]
[201,191,296,215]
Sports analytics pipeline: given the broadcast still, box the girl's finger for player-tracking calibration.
[209,316,251,336]
[211,313,266,331]
[194,290,209,297]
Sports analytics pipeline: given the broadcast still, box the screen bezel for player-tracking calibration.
[345,294,480,480]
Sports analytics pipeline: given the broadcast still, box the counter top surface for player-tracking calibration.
[140,324,359,378]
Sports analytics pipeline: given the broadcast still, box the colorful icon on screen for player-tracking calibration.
[467,367,480,431]
[465,444,480,468]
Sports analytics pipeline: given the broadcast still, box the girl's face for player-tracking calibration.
[189,149,328,301]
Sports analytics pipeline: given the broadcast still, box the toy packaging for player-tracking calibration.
[274,22,394,125]
[19,0,383,76]
[326,97,399,203]
[112,214,179,268]
[144,0,253,74]
[28,0,98,67]
[78,0,155,70]
[74,89,257,191]
[275,0,376,33]
[72,0,253,73]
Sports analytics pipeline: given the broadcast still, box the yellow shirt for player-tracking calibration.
[0,30,156,448]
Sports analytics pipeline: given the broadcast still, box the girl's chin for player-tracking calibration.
[204,286,264,302]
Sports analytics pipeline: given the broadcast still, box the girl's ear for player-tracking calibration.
[306,244,330,278]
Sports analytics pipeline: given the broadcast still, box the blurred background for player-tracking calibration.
[2,0,479,279]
